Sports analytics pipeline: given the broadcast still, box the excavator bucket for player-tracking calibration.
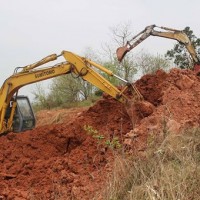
[116,46,129,62]
[123,84,155,125]
[125,97,155,129]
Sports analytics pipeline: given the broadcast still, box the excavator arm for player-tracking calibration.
[0,51,135,134]
[116,25,200,74]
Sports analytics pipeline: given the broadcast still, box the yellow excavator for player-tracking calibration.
[116,24,200,75]
[0,51,143,135]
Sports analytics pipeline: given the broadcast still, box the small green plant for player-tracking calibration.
[93,135,105,140]
[84,125,122,150]
[84,125,98,136]
[83,125,104,143]
[105,137,122,149]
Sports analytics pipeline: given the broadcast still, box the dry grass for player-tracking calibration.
[100,128,200,200]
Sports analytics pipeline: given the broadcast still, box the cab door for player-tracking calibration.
[12,96,36,132]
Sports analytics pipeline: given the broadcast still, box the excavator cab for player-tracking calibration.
[6,96,36,133]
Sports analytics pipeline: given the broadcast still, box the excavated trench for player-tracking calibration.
[0,68,200,199]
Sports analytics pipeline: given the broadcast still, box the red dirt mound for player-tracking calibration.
[0,99,132,199]
[125,68,200,147]
[0,68,200,199]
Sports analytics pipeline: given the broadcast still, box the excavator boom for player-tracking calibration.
[0,51,139,134]
[116,25,200,74]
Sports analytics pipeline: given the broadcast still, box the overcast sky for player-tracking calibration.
[1,0,200,99]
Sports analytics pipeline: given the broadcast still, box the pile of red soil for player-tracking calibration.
[0,99,131,199]
[124,68,200,146]
[0,68,200,199]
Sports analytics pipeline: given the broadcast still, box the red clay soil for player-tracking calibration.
[0,68,200,199]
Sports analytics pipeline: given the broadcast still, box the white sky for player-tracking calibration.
[1,0,200,100]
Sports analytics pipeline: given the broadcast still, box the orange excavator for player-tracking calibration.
[116,24,200,75]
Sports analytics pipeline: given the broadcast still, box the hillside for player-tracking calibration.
[0,68,200,199]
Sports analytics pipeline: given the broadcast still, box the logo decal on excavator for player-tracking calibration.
[35,69,55,78]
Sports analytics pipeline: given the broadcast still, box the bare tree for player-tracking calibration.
[102,22,137,81]
[135,51,171,75]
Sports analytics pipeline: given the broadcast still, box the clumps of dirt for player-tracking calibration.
[125,68,200,147]
[135,69,168,106]
[0,98,132,199]
[0,68,200,199]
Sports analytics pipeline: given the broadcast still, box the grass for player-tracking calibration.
[100,128,200,200]
[33,96,101,112]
